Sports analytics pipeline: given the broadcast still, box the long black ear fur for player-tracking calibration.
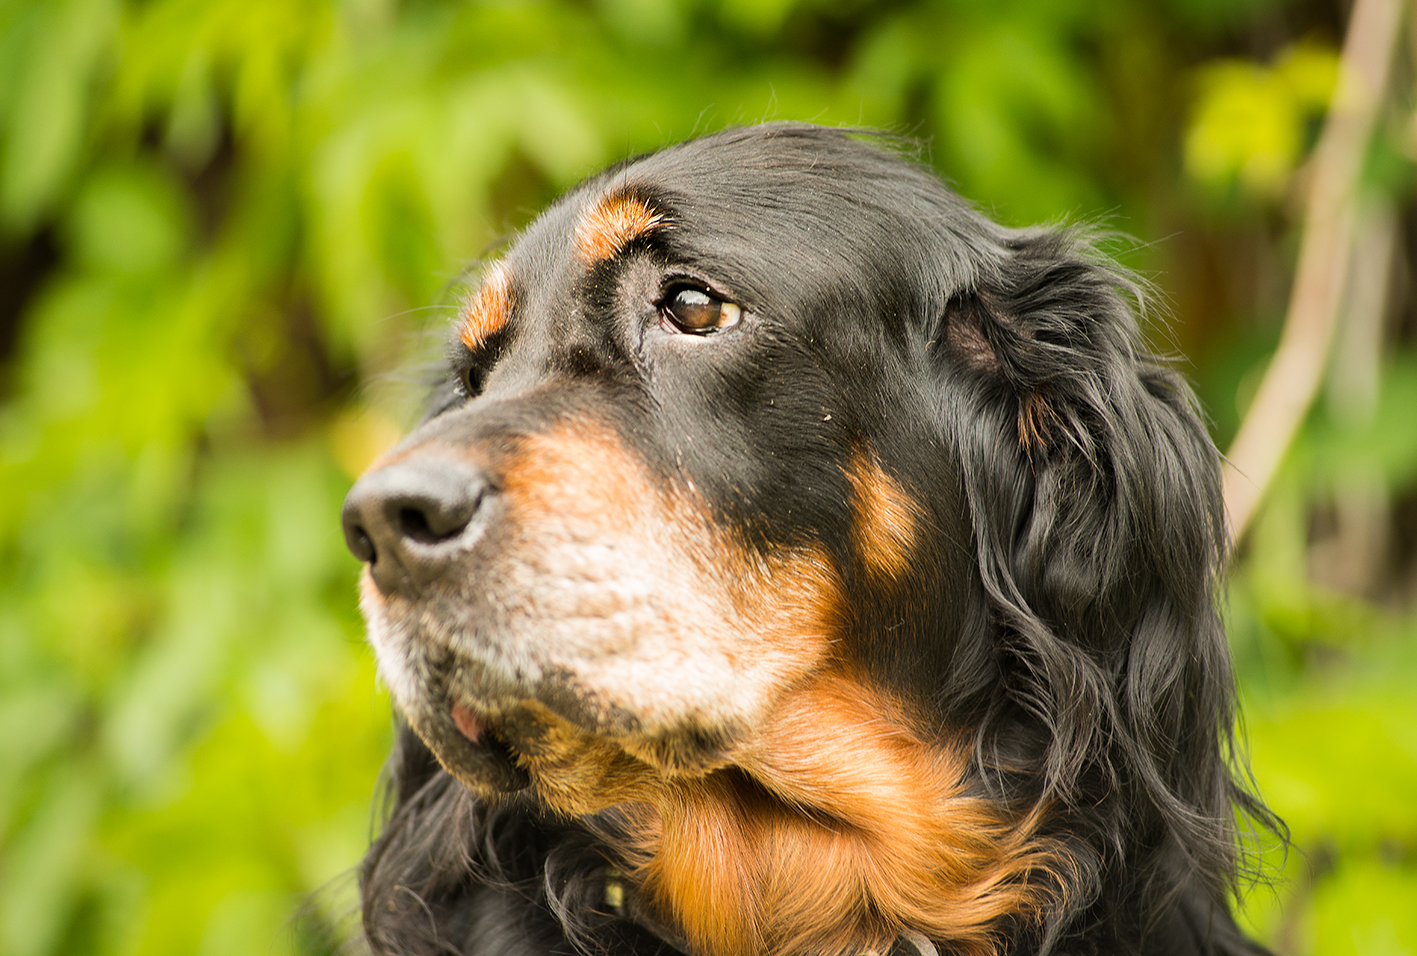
[940,227,1278,947]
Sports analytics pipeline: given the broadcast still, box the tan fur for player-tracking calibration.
[575,192,664,264]
[451,419,846,772]
[501,661,1068,956]
[459,260,514,350]
[508,700,661,814]
[1018,390,1058,454]
[627,675,1070,956]
[845,451,923,583]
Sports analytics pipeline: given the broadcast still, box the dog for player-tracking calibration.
[340,123,1276,956]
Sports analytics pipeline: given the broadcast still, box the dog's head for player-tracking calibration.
[343,124,1256,956]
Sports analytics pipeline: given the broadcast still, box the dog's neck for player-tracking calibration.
[602,867,943,956]
[570,676,1067,956]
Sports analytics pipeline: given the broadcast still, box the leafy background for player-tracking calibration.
[2,1,1415,954]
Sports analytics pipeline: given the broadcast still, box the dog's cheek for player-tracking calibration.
[496,421,845,744]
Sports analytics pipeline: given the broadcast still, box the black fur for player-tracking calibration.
[346,124,1278,956]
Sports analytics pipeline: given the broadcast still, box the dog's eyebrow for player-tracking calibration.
[575,190,665,265]
[459,260,515,350]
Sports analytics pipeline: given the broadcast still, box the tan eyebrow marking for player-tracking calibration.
[575,191,664,264]
[458,260,515,350]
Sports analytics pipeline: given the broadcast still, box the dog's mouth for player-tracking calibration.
[412,673,740,807]
[418,697,531,792]
[451,702,487,744]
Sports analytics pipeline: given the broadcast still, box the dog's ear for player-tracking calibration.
[942,230,1224,631]
[936,227,1253,913]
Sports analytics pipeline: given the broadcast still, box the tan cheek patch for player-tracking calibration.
[496,419,843,774]
[459,260,514,350]
[845,451,923,583]
[503,421,844,659]
[576,191,664,264]
[499,700,661,815]
[500,420,657,537]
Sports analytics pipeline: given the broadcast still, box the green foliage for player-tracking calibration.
[1222,353,1417,954]
[1,1,1414,955]
[1185,42,1339,198]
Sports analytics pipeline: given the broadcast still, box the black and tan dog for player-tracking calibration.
[341,124,1275,956]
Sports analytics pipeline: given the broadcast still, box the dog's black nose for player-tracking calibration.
[341,456,492,595]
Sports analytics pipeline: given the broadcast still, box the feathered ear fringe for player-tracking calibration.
[937,227,1281,940]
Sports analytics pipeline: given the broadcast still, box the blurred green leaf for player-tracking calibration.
[1310,858,1417,956]
[0,0,117,230]
[1184,41,1339,199]
[67,164,190,275]
[0,763,103,956]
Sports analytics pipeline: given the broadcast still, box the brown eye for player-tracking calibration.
[660,286,742,334]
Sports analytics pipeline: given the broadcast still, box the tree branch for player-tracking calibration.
[1221,0,1403,545]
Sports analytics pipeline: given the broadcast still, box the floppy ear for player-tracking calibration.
[937,227,1256,913]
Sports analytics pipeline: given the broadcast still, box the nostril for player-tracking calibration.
[341,455,493,594]
[396,481,486,545]
[348,524,378,563]
[398,506,439,544]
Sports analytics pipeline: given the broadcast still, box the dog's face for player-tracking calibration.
[344,125,1242,956]
[344,127,988,801]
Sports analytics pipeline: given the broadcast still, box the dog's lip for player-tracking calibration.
[451,702,483,743]
[427,697,530,792]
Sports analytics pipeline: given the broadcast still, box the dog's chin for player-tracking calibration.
[407,687,742,807]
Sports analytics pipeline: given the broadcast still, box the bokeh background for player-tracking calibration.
[2,1,1415,954]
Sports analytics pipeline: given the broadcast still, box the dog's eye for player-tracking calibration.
[456,364,483,399]
[660,286,742,334]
